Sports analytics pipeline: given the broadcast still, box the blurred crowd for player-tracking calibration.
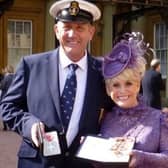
[0,65,14,130]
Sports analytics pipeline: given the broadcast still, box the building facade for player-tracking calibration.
[1,0,168,103]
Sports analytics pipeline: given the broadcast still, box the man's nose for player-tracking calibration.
[68,29,76,37]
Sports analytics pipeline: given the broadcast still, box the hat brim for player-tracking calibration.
[49,0,101,22]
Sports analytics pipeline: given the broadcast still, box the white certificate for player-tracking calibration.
[76,135,135,163]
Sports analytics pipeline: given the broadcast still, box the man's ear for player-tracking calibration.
[89,25,95,41]
[53,24,59,40]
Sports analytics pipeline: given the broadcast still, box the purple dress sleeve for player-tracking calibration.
[130,113,168,168]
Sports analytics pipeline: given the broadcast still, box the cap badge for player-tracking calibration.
[69,1,80,16]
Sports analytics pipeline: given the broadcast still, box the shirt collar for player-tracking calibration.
[59,46,87,71]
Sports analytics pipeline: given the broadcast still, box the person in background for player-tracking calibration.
[0,0,111,168]
[0,72,4,130]
[0,65,14,130]
[0,65,14,98]
[96,32,168,168]
[0,73,4,82]
[141,58,164,109]
[0,72,4,95]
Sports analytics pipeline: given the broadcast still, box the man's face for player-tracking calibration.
[54,21,95,61]
[156,64,161,72]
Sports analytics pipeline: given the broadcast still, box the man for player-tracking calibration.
[0,0,111,168]
[142,58,164,109]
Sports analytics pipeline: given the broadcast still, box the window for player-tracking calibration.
[154,23,168,78]
[7,20,32,69]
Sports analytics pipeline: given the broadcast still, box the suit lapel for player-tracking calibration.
[47,49,62,121]
[79,56,100,129]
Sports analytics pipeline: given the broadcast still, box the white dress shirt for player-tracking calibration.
[59,47,87,146]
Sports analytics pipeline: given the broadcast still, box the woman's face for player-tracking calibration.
[54,21,95,62]
[106,78,140,108]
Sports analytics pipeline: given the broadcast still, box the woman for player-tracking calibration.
[99,32,168,168]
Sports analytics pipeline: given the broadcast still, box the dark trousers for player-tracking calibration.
[3,121,7,130]
[18,152,94,168]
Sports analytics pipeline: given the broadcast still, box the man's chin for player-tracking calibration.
[64,48,76,55]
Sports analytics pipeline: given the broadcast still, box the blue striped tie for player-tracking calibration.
[60,64,78,131]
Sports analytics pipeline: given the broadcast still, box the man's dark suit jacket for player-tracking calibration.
[142,69,164,109]
[0,48,111,168]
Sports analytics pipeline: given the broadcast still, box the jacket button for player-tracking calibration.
[65,152,69,156]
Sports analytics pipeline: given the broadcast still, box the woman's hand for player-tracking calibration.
[129,150,137,168]
[129,149,144,168]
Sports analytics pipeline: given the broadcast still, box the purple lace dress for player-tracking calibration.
[99,97,168,168]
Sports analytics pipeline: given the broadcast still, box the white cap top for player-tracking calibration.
[49,0,101,22]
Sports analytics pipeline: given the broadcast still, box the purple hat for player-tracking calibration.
[103,32,148,79]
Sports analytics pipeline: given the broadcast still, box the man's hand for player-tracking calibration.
[31,122,45,147]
